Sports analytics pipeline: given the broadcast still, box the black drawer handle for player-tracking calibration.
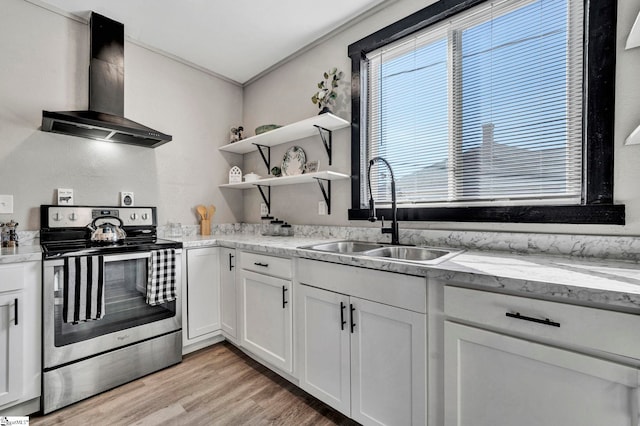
[506,312,560,327]
[282,286,288,309]
[254,262,269,267]
[14,298,18,326]
[350,304,356,333]
[340,302,346,330]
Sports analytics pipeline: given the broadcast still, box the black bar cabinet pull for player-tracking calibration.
[229,253,235,270]
[340,302,346,330]
[254,262,269,267]
[282,286,288,309]
[350,304,356,333]
[14,298,18,326]
[506,312,560,327]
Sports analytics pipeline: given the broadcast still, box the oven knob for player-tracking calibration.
[141,213,148,220]
[53,212,62,221]
[130,213,138,221]
[69,213,77,221]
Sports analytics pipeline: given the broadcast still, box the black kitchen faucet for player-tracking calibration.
[367,156,399,245]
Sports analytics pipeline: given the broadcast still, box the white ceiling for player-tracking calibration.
[36,0,391,85]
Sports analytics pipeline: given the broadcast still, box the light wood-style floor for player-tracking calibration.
[30,342,358,425]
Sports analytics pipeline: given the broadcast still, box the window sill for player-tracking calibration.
[348,204,625,225]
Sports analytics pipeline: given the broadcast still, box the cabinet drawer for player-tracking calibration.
[445,285,640,360]
[298,258,426,313]
[240,251,291,279]
[0,264,26,293]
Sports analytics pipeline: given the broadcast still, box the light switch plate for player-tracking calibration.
[0,194,14,214]
[260,203,268,216]
[318,201,327,216]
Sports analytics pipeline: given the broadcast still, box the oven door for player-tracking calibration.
[43,249,182,369]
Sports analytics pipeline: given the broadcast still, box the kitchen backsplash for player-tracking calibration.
[19,224,640,262]
[155,223,640,262]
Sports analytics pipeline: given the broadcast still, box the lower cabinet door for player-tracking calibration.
[350,297,427,426]
[297,284,351,416]
[241,270,292,373]
[186,247,221,339]
[444,321,640,426]
[220,248,237,339]
[0,292,23,407]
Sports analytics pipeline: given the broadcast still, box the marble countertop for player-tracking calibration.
[0,245,42,264]
[5,232,639,311]
[178,234,640,311]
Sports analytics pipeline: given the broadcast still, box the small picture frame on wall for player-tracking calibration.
[305,160,319,173]
[57,188,74,205]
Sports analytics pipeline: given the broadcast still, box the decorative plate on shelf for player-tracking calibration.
[281,146,307,176]
[255,124,281,135]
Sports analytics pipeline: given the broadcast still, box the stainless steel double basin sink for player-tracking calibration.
[299,240,461,265]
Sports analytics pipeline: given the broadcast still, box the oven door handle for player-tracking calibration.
[102,252,152,263]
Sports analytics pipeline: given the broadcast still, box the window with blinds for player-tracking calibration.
[363,0,583,208]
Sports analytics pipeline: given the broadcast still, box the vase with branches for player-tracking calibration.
[311,67,343,114]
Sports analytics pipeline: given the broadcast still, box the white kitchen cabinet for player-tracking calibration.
[297,259,427,426]
[297,284,351,415]
[0,291,23,407]
[219,248,237,340]
[185,247,221,340]
[351,297,426,426]
[239,252,292,373]
[240,270,292,373]
[443,285,640,426]
[0,261,40,415]
[444,321,640,426]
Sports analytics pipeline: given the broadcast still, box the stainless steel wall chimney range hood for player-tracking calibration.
[42,12,172,148]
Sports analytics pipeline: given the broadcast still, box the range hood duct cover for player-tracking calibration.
[42,12,172,148]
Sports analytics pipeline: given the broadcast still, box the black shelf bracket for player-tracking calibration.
[314,125,333,166]
[253,143,271,173]
[256,185,271,215]
[314,178,332,215]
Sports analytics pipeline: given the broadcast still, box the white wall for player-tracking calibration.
[3,0,640,235]
[243,0,640,236]
[0,0,243,230]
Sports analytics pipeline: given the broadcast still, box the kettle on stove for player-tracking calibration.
[87,216,127,243]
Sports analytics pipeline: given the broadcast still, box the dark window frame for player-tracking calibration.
[347,0,624,224]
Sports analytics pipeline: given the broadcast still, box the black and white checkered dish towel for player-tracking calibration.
[63,255,105,323]
[146,248,177,305]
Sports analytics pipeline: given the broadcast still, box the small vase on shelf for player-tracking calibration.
[311,67,343,116]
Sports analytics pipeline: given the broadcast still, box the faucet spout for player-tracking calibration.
[367,157,399,245]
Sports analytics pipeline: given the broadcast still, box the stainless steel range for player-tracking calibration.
[40,205,183,414]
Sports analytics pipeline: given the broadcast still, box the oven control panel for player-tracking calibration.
[45,206,156,228]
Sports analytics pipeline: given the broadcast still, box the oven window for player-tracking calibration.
[52,256,175,346]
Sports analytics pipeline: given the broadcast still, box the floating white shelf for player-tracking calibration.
[219,113,350,154]
[219,171,350,189]
[219,113,351,215]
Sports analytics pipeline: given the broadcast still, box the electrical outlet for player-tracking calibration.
[318,201,327,216]
[260,203,269,216]
[0,195,14,214]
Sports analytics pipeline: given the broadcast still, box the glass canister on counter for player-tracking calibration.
[260,215,274,236]
[281,222,293,237]
[269,218,284,236]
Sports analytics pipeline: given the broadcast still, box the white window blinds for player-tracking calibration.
[363,0,583,208]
